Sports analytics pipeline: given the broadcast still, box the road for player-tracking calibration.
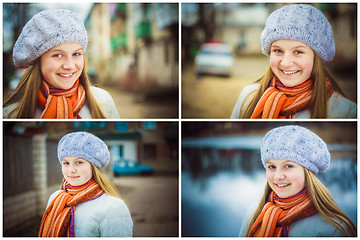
[182,55,357,119]
[102,87,179,119]
[113,175,179,237]
[182,55,269,118]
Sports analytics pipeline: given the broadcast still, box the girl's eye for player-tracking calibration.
[62,162,69,165]
[73,52,82,56]
[272,49,283,54]
[294,50,303,54]
[53,54,62,58]
[267,165,275,169]
[76,161,83,164]
[285,165,293,169]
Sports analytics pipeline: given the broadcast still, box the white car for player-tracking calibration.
[194,43,234,77]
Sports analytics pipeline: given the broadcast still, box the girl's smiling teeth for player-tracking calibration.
[57,72,75,77]
[275,183,291,188]
[281,70,299,75]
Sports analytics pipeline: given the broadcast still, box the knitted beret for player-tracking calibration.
[58,132,110,168]
[261,125,330,174]
[13,9,88,68]
[261,4,335,62]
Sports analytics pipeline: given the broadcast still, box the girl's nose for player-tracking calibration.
[69,165,77,173]
[280,53,293,68]
[62,57,75,70]
[274,169,285,180]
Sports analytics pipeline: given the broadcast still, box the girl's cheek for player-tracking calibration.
[269,56,280,68]
[266,171,273,181]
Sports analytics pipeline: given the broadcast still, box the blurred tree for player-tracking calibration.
[3,3,31,50]
[197,4,216,42]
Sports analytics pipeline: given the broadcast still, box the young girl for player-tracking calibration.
[239,125,356,237]
[4,9,120,119]
[39,132,133,237]
[231,4,356,119]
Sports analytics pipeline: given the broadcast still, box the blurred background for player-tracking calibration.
[181,3,357,118]
[181,122,357,236]
[3,121,178,237]
[3,3,179,118]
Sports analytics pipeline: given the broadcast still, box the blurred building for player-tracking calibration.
[3,121,178,236]
[86,3,179,92]
[182,3,356,65]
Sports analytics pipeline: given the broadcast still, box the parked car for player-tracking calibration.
[194,43,234,77]
[113,160,154,176]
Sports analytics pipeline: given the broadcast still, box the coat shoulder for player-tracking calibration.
[89,86,120,118]
[289,213,344,237]
[230,83,260,118]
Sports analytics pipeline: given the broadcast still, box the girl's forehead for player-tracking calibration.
[271,39,309,49]
[49,42,83,52]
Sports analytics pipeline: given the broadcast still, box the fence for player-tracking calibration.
[4,132,62,235]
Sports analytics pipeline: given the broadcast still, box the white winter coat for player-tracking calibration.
[239,203,346,237]
[47,190,133,237]
[3,86,120,119]
[231,84,357,119]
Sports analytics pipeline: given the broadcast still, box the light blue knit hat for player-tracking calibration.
[261,4,335,62]
[13,9,88,68]
[58,132,110,168]
[261,125,330,174]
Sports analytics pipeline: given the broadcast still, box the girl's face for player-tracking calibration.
[61,156,92,186]
[270,39,314,87]
[40,42,84,90]
[265,159,305,198]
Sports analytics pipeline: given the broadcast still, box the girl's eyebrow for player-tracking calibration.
[49,48,83,53]
[271,44,307,50]
[61,157,83,162]
[266,160,292,165]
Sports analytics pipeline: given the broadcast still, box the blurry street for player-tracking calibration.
[182,55,357,118]
[102,87,179,119]
[114,175,178,237]
[182,55,269,118]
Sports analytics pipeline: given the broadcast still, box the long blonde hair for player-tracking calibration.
[4,57,106,118]
[245,168,357,236]
[242,52,345,118]
[90,164,122,199]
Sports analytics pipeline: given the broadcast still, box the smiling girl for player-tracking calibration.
[239,125,356,237]
[231,4,356,119]
[39,132,133,237]
[4,9,120,118]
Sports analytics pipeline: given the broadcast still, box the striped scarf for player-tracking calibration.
[38,79,86,119]
[250,77,314,119]
[38,179,104,237]
[248,189,318,237]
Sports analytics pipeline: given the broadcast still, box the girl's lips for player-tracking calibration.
[68,176,80,179]
[281,69,300,75]
[275,183,291,189]
[57,72,75,78]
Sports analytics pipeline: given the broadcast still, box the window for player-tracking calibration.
[143,122,156,130]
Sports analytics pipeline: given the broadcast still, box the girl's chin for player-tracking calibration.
[277,78,307,88]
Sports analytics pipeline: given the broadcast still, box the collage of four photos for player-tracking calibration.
[3,2,358,238]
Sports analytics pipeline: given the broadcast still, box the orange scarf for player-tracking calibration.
[251,77,315,119]
[38,179,104,237]
[38,79,86,119]
[248,189,317,237]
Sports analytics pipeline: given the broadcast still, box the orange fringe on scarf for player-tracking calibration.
[38,79,86,119]
[38,179,104,237]
[248,189,317,237]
